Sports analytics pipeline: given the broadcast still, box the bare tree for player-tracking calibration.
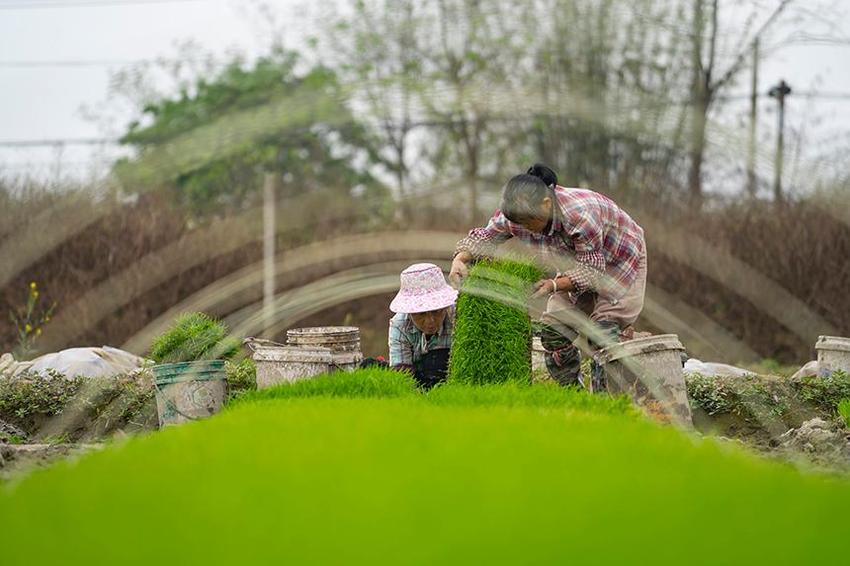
[319,0,427,221]
[687,0,795,208]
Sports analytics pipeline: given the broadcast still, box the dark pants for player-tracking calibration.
[413,349,450,390]
[366,349,450,390]
[539,292,620,391]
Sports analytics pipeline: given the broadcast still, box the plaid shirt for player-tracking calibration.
[388,306,455,366]
[455,187,645,299]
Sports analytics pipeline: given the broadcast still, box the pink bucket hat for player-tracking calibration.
[390,263,459,314]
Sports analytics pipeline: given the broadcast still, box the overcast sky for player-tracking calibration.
[1,0,848,194]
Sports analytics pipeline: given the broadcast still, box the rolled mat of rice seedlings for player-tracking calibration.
[448,258,542,385]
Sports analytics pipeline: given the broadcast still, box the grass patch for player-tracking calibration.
[231,367,418,405]
[449,258,542,386]
[427,381,635,415]
[2,392,850,564]
[742,358,802,378]
[231,368,631,416]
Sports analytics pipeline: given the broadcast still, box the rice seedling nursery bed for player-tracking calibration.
[1,368,849,565]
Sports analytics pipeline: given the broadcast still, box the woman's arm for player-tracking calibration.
[388,317,414,367]
[454,210,515,260]
[562,251,606,293]
[560,202,607,293]
[450,210,515,287]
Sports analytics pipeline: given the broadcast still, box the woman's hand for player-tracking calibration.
[531,276,574,299]
[531,279,557,299]
[449,253,471,289]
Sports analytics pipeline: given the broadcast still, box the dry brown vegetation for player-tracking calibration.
[2,184,848,363]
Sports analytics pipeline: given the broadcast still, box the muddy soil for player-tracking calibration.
[0,443,103,481]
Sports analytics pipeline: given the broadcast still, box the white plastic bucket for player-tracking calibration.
[597,334,692,426]
[247,333,363,390]
[531,337,546,373]
[815,336,850,375]
[286,326,361,353]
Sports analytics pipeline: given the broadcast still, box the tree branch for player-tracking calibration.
[706,0,719,84]
[712,0,794,90]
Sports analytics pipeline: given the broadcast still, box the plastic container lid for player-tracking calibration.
[252,345,362,366]
[597,334,684,364]
[815,336,850,354]
[287,326,360,340]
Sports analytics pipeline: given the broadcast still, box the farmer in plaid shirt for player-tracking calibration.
[449,164,647,389]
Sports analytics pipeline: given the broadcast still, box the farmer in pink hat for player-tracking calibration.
[388,263,458,389]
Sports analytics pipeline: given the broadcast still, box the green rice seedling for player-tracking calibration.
[231,368,632,416]
[839,399,850,429]
[426,380,636,416]
[449,258,543,385]
[149,312,240,364]
[4,394,850,564]
[231,367,418,405]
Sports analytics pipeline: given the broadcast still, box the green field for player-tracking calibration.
[1,368,849,565]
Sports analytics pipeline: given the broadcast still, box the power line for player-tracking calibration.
[2,85,850,149]
[0,57,218,68]
[718,91,850,101]
[0,0,203,9]
[0,138,119,147]
[0,59,145,67]
[796,92,850,100]
[714,0,795,88]
[0,87,846,146]
[0,160,106,169]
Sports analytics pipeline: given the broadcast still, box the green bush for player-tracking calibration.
[225,357,257,400]
[149,312,241,364]
[796,370,850,410]
[448,258,542,385]
[0,370,85,425]
[0,370,156,440]
[686,370,850,428]
[686,372,790,421]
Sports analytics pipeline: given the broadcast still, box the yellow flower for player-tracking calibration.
[36,328,42,336]
[45,316,51,322]
[32,291,39,299]
[29,281,37,290]
[25,323,32,333]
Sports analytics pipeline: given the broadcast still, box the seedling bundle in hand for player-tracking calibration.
[449,258,543,385]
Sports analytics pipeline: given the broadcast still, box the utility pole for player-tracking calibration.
[746,38,759,198]
[768,80,791,204]
[262,172,277,334]
[51,141,65,182]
